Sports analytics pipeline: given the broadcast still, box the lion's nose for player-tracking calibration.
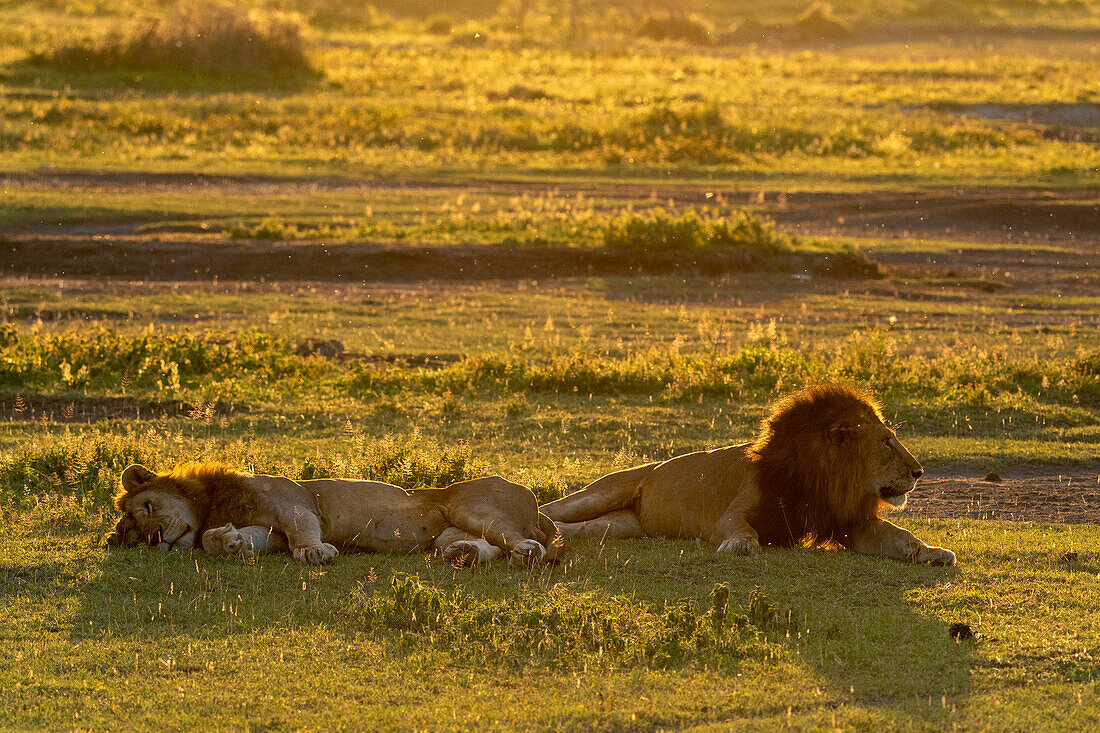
[911,469,924,479]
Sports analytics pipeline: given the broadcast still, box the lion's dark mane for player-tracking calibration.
[748,384,887,547]
[113,463,260,529]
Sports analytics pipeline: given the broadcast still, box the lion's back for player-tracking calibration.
[636,444,754,540]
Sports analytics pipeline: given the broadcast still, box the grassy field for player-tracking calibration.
[2,1,1099,185]
[2,0,1100,729]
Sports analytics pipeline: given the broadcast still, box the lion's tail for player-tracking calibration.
[539,462,653,523]
[537,512,564,563]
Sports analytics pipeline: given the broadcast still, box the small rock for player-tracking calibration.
[984,472,1002,483]
[949,622,974,642]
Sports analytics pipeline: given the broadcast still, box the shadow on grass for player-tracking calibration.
[70,535,970,720]
[2,61,319,97]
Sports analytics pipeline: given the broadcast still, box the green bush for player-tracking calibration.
[425,14,454,35]
[601,209,793,255]
[299,430,482,489]
[227,217,300,240]
[0,426,482,509]
[602,209,706,253]
[0,326,307,393]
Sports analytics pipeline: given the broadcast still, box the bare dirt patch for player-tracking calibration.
[0,234,871,282]
[0,395,178,423]
[4,171,1099,246]
[908,466,1100,524]
[1,175,1097,290]
[911,103,1100,144]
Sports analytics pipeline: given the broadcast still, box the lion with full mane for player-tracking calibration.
[108,463,561,566]
[541,384,955,565]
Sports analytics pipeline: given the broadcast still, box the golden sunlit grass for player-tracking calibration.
[2,0,1099,729]
[2,0,1097,184]
[30,2,314,79]
[5,494,1100,729]
[0,278,1097,730]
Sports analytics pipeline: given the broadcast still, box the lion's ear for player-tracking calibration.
[121,464,157,491]
[827,422,861,444]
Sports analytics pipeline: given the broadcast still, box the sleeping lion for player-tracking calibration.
[108,463,561,566]
[542,384,955,565]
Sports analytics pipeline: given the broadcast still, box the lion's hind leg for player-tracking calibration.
[536,512,564,563]
[444,520,549,566]
[435,526,504,567]
[201,524,289,559]
[554,509,644,541]
[540,464,652,522]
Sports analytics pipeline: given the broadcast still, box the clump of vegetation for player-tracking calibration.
[425,14,454,35]
[227,217,300,240]
[637,12,714,45]
[0,423,481,509]
[298,429,482,489]
[31,2,315,78]
[601,209,794,255]
[305,1,392,31]
[640,103,728,140]
[728,2,851,44]
[487,84,554,102]
[0,429,153,509]
[0,325,310,393]
[794,2,852,40]
[337,574,790,669]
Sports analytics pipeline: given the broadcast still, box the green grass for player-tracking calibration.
[2,1,1100,728]
[5,497,1100,729]
[1,1,1099,185]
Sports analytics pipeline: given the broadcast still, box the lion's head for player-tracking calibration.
[748,384,923,547]
[106,463,245,551]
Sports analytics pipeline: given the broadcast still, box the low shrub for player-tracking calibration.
[336,575,790,669]
[0,326,308,393]
[425,14,454,35]
[227,217,300,240]
[0,426,482,509]
[32,2,315,78]
[298,430,482,489]
[602,209,707,253]
[794,2,852,40]
[602,209,793,256]
[637,13,714,45]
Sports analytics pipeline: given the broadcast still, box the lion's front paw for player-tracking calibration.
[203,523,249,558]
[717,537,762,556]
[510,539,546,566]
[443,539,502,567]
[293,543,339,565]
[921,546,957,566]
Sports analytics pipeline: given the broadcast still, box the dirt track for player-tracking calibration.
[908,466,1100,524]
[1,173,1097,291]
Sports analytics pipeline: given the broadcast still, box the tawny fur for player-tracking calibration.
[110,462,562,565]
[541,382,955,565]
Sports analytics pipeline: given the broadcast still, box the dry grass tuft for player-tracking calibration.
[637,13,714,45]
[33,2,315,78]
[794,2,852,40]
